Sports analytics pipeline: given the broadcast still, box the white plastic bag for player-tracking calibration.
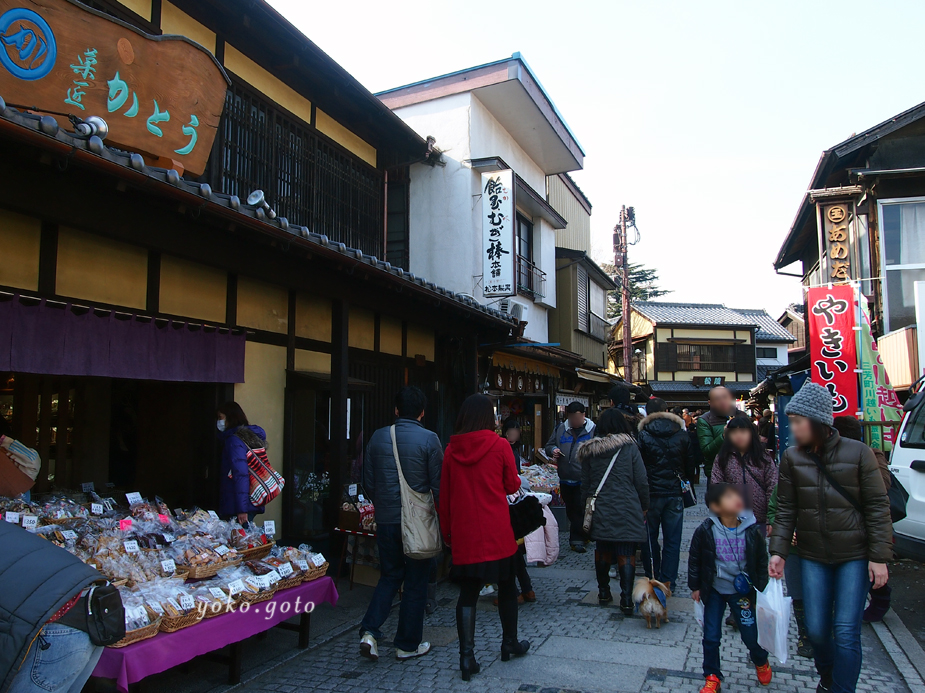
[694,599,705,629]
[756,578,792,664]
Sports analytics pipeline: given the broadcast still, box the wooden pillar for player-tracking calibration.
[329,298,349,527]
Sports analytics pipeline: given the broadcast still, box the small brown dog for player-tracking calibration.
[632,577,672,628]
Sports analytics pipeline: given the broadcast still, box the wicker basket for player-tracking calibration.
[110,618,161,648]
[275,574,302,591]
[239,542,274,562]
[202,599,236,618]
[158,610,202,633]
[236,587,276,605]
[302,562,329,582]
[184,556,242,579]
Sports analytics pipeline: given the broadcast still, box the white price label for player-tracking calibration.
[276,562,293,577]
[81,482,95,493]
[127,605,148,621]
[125,492,143,505]
[167,598,182,612]
[209,588,227,600]
[262,520,276,536]
[296,559,309,571]
[227,579,245,595]
[91,503,103,515]
[21,515,38,531]
[161,559,176,574]
[163,533,175,543]
[179,595,195,611]
[357,494,365,502]
[207,510,219,520]
[61,530,78,541]
[348,484,357,497]
[146,600,164,615]
[266,570,281,585]
[102,498,116,511]
[123,540,139,554]
[311,553,326,568]
[214,544,230,556]
[5,511,20,524]
[246,576,264,590]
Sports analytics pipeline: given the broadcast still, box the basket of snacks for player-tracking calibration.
[111,602,160,648]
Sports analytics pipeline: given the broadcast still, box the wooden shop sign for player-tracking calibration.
[0,0,229,175]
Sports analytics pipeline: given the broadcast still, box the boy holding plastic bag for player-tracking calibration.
[689,483,772,692]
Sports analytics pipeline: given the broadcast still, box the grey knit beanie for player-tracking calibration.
[785,382,834,426]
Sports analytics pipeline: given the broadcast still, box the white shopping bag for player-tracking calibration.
[694,599,705,629]
[756,578,792,664]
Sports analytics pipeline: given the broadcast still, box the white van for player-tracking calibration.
[889,397,925,561]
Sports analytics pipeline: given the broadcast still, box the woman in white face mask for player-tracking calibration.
[216,402,267,524]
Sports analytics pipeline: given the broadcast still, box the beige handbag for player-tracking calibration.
[583,450,619,533]
[390,425,442,560]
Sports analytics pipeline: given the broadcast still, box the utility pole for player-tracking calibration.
[613,206,638,382]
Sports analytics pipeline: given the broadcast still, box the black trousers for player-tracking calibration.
[514,548,532,593]
[559,483,585,546]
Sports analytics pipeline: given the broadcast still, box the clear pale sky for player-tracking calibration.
[269,0,925,317]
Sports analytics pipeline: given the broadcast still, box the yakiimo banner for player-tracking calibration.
[807,285,858,417]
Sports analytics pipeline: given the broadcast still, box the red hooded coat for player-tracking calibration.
[439,430,521,565]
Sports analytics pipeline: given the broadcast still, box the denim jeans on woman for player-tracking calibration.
[8,624,103,693]
[641,495,684,588]
[701,589,768,680]
[359,522,430,652]
[801,558,870,693]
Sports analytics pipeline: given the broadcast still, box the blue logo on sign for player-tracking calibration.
[0,8,56,80]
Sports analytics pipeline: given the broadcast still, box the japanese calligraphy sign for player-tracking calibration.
[481,170,515,298]
[859,301,903,451]
[808,286,859,417]
[0,0,229,175]
[820,202,854,282]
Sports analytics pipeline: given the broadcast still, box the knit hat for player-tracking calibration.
[785,382,834,426]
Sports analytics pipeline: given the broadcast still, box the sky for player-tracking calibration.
[269,0,925,317]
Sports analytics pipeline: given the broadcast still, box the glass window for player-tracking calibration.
[590,281,606,318]
[676,344,734,371]
[756,347,777,359]
[881,201,925,331]
[517,215,533,261]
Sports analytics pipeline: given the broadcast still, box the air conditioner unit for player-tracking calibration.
[510,302,528,323]
[499,298,511,314]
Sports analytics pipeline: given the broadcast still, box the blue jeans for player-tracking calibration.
[801,558,870,693]
[641,495,684,588]
[9,624,103,693]
[784,552,803,601]
[702,589,768,680]
[359,523,431,652]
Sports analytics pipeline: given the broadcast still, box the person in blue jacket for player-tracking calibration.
[217,401,267,524]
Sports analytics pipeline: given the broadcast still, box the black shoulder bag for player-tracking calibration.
[58,582,126,646]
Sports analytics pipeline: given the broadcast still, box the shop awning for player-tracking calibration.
[0,295,245,383]
[490,353,560,377]
[575,368,615,384]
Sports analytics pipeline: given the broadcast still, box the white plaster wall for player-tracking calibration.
[518,298,548,343]
[534,218,557,310]
[469,95,546,193]
[756,343,789,366]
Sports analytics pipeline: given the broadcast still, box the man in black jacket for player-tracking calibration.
[637,398,695,590]
[360,386,443,663]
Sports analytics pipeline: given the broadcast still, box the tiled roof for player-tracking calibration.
[0,96,515,328]
[757,365,775,382]
[649,381,758,394]
[731,308,797,343]
[633,302,756,327]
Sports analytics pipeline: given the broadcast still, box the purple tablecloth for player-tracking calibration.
[94,577,338,692]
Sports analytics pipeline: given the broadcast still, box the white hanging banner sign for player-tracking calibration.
[481,170,516,298]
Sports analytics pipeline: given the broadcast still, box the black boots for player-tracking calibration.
[619,562,636,616]
[498,589,530,662]
[595,559,613,604]
[793,600,815,658]
[863,584,892,623]
[457,606,480,681]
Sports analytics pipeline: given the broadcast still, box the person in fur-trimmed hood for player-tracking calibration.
[578,408,649,615]
[637,398,696,590]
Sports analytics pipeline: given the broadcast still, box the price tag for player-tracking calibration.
[5,511,20,524]
[311,553,326,568]
[21,515,38,531]
[127,605,148,621]
[227,579,245,595]
[167,598,182,612]
[146,601,165,615]
[276,562,293,577]
[161,559,176,574]
[125,492,143,506]
[91,503,103,515]
[179,595,195,611]
[348,483,358,497]
[358,494,365,502]
[61,530,78,541]
[81,482,95,493]
[209,587,227,600]
[207,510,219,520]
[163,533,175,543]
[102,498,116,511]
[214,544,230,556]
[266,569,281,585]
[123,540,139,554]
[119,518,132,531]
[246,576,264,590]
[263,520,276,536]
[296,559,309,571]
[158,514,170,525]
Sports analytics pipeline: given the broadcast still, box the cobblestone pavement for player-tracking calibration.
[237,487,911,693]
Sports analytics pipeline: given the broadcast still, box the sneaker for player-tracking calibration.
[522,590,536,603]
[817,671,833,692]
[360,633,378,661]
[797,636,815,658]
[479,584,495,597]
[756,663,772,686]
[570,544,587,554]
[608,566,617,579]
[396,642,431,660]
[700,675,721,692]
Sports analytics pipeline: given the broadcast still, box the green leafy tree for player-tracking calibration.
[599,262,671,319]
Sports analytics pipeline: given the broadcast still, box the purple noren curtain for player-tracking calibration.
[1,296,246,383]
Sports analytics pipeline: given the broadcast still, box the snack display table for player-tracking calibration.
[93,577,338,692]
[333,526,376,590]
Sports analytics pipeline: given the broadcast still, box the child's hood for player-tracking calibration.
[708,509,757,532]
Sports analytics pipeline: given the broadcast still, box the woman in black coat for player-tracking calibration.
[578,408,649,615]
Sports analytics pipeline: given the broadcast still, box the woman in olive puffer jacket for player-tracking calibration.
[768,383,891,693]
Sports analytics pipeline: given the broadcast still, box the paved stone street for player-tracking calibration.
[235,488,911,693]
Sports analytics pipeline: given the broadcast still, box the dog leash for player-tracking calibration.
[644,518,655,579]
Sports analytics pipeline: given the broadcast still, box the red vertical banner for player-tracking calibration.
[807,286,859,416]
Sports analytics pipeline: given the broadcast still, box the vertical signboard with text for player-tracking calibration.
[482,170,516,298]
[808,285,859,417]
[818,201,855,282]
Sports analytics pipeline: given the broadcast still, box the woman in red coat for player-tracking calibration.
[440,394,529,681]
